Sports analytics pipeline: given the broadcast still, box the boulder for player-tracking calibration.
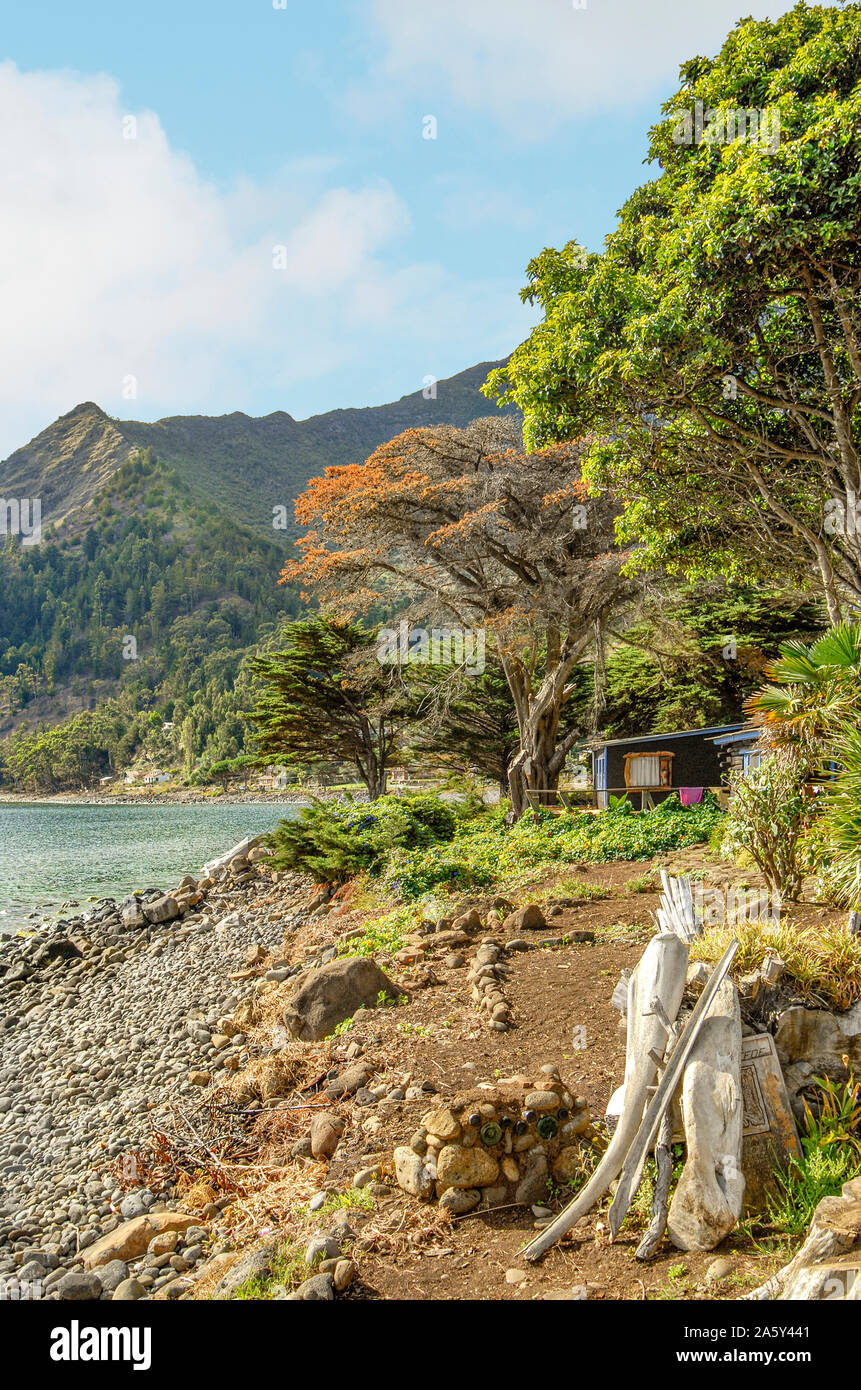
[393,1147,435,1200]
[310,1112,344,1161]
[81,1212,197,1270]
[421,1107,461,1142]
[774,1003,861,1121]
[436,1143,499,1191]
[33,937,83,968]
[212,1246,273,1298]
[452,909,483,934]
[439,1187,481,1214]
[515,1151,548,1206]
[324,1064,371,1100]
[57,1270,102,1300]
[283,957,405,1042]
[120,899,147,928]
[142,895,180,924]
[502,904,546,933]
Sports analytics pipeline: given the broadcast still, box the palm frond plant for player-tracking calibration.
[825,726,861,909]
[745,622,861,909]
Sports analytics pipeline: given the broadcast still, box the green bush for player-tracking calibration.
[384,798,723,900]
[266,792,458,883]
[721,756,818,901]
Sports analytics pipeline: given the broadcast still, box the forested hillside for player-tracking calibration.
[0,362,514,788]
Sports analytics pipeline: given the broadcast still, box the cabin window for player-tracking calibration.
[624,751,674,789]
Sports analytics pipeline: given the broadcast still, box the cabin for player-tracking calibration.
[259,766,290,791]
[588,724,759,809]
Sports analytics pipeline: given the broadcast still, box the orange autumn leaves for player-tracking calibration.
[280,424,595,616]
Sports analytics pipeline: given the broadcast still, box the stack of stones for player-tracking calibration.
[467,940,511,1031]
[393,1067,593,1215]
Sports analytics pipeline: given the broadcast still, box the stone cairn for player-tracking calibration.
[393,1067,593,1215]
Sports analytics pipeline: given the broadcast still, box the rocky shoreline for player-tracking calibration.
[0,837,315,1301]
[0,790,315,808]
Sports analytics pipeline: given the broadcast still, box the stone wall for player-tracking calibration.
[393,1067,593,1214]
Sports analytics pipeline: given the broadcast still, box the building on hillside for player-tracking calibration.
[587,724,760,810]
[259,766,290,790]
[142,769,171,785]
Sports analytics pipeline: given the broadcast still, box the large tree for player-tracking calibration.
[403,654,592,793]
[248,617,402,799]
[282,418,627,817]
[488,2,861,622]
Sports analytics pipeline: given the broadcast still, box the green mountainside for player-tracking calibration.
[0,362,514,786]
[0,361,510,538]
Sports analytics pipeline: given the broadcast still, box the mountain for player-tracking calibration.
[0,361,512,539]
[0,361,514,786]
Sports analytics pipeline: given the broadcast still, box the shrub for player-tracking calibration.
[384,798,723,900]
[691,920,861,1011]
[721,755,818,901]
[824,726,861,908]
[266,792,457,882]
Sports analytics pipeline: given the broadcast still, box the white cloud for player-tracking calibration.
[0,62,529,457]
[359,0,818,137]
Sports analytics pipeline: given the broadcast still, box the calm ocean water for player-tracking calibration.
[0,801,297,934]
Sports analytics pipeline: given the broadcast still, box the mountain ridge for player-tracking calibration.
[1,361,514,538]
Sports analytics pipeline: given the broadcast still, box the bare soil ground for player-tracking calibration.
[200,845,848,1301]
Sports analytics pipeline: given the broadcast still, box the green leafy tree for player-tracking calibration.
[488,2,861,621]
[248,618,405,799]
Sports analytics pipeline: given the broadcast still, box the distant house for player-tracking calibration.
[588,724,758,809]
[142,769,171,785]
[259,766,290,791]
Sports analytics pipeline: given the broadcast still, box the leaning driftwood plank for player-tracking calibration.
[521,930,688,1263]
[606,939,739,1241]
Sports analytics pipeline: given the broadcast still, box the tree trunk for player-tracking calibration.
[502,654,580,819]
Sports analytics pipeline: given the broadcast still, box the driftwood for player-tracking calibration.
[635,1109,674,1261]
[607,939,739,1241]
[666,976,744,1251]
[521,930,688,1262]
[655,869,700,942]
[743,1179,861,1300]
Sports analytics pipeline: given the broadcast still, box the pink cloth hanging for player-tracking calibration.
[679,787,704,807]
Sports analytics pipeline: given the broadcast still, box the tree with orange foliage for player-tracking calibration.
[282,417,628,817]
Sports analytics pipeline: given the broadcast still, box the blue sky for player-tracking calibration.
[0,0,808,455]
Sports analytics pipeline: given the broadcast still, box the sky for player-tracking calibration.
[0,0,813,458]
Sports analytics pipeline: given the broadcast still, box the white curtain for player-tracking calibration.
[628,755,661,787]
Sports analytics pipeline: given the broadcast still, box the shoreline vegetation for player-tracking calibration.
[2,790,858,1305]
[3,1,861,1313]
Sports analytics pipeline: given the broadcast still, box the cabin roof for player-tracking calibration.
[588,723,745,751]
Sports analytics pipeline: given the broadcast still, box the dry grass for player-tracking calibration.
[691,920,861,1010]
